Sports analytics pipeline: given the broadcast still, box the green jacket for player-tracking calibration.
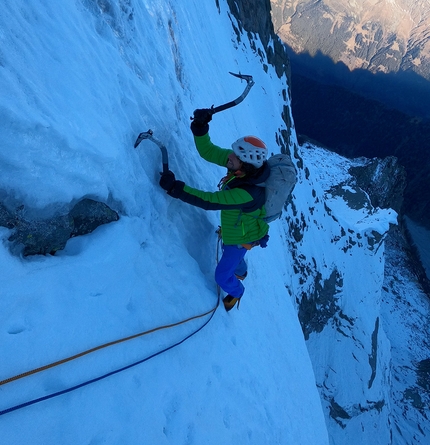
[175,133,269,245]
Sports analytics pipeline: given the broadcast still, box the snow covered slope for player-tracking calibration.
[1,1,425,444]
[284,142,430,444]
[283,144,398,444]
[0,1,329,444]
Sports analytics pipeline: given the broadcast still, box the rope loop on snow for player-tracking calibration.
[0,303,218,388]
[0,231,223,417]
[0,298,219,417]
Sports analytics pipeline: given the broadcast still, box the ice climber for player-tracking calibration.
[159,108,270,311]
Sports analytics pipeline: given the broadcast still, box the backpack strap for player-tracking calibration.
[227,183,266,213]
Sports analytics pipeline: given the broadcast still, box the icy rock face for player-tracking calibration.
[292,155,405,339]
[225,0,291,78]
[349,156,407,214]
[284,143,399,444]
[287,144,429,443]
[382,223,430,444]
[0,198,119,256]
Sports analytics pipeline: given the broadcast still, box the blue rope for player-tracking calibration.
[0,301,218,417]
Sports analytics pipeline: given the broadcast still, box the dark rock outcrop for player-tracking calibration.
[298,269,343,340]
[1,198,119,256]
[349,156,407,215]
[69,199,119,238]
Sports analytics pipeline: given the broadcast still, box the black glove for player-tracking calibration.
[192,108,213,125]
[159,170,176,192]
[168,180,185,199]
[190,108,213,136]
[159,170,185,199]
[259,234,269,248]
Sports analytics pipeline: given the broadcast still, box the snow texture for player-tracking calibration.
[1,1,428,444]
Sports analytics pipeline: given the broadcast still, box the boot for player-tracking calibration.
[235,271,248,281]
[223,295,241,312]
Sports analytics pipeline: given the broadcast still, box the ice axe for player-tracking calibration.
[134,130,169,174]
[134,71,255,172]
[203,71,255,116]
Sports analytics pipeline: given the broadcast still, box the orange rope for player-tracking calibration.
[0,304,218,387]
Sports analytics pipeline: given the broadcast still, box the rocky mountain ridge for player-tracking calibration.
[271,0,430,79]
[269,0,430,230]
[270,0,430,119]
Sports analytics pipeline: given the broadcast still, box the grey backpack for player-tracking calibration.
[261,154,297,223]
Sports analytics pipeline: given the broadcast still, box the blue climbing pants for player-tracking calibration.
[215,244,248,298]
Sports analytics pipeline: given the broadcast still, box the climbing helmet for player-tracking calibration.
[231,136,267,168]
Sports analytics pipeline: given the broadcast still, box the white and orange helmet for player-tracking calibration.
[232,135,267,168]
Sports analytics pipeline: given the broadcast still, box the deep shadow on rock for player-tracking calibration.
[0,198,119,256]
[349,156,407,215]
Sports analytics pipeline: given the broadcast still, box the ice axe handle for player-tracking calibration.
[161,161,169,175]
[134,130,169,174]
